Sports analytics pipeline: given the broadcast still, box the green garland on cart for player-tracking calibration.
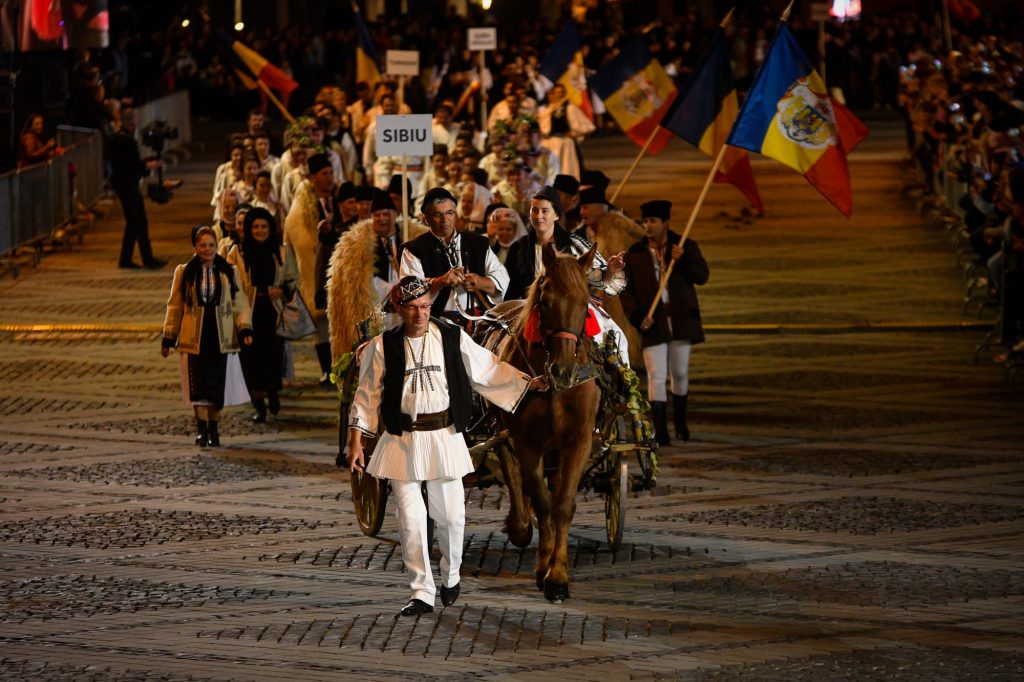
[593,335,659,486]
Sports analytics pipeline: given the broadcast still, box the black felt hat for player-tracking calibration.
[552,174,580,196]
[640,199,672,220]
[420,186,458,213]
[578,186,609,206]
[370,188,396,213]
[307,152,331,175]
[579,169,610,192]
[355,185,375,202]
[337,181,357,202]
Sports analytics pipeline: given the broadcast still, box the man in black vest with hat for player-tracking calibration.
[620,199,709,444]
[347,276,547,616]
[400,187,509,327]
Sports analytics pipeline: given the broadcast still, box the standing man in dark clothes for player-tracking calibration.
[620,200,709,444]
[314,181,359,311]
[108,107,165,269]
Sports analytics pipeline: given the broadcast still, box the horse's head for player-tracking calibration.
[529,242,596,387]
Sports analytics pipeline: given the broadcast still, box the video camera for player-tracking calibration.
[140,120,179,204]
[140,120,178,154]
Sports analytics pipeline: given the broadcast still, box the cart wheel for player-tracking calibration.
[604,451,627,552]
[351,468,389,537]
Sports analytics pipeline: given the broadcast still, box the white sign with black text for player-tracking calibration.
[386,49,420,77]
[467,27,497,51]
[375,114,434,157]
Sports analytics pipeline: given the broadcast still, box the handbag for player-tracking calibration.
[276,290,316,339]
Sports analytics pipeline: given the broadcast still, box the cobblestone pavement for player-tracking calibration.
[1,116,1022,680]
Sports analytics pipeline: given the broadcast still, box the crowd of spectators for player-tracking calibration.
[900,30,1024,363]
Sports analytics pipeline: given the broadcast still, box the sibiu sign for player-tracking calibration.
[375,114,434,156]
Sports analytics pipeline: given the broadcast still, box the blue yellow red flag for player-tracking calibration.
[355,11,382,88]
[660,29,762,212]
[590,38,677,154]
[727,24,867,216]
[538,23,594,121]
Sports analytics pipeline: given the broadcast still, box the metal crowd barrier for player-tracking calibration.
[1,125,105,273]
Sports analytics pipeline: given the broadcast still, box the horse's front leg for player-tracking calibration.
[496,440,533,547]
[519,452,554,592]
[542,436,590,603]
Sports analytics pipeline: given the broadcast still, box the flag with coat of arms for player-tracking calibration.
[726,23,868,216]
[589,38,678,154]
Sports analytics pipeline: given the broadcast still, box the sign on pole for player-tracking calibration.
[467,27,497,51]
[386,50,420,77]
[809,3,831,22]
[375,114,434,157]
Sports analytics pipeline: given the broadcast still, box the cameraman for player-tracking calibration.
[108,107,166,269]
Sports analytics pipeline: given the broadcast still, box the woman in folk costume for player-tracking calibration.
[227,207,299,422]
[537,83,595,180]
[162,225,253,447]
[284,152,338,384]
[503,186,632,366]
[455,179,493,233]
[347,277,547,616]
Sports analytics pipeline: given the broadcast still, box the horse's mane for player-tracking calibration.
[510,248,589,338]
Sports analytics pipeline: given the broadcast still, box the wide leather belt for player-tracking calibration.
[400,410,451,432]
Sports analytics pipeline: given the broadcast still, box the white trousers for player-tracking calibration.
[392,477,465,604]
[642,340,692,402]
[591,303,630,367]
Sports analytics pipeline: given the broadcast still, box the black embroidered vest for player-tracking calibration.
[380,319,472,436]
[401,231,490,317]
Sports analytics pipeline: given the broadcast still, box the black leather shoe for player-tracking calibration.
[143,258,167,270]
[118,261,141,269]
[267,392,280,416]
[399,599,434,616]
[440,583,460,607]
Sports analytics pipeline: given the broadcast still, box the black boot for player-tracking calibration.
[650,401,671,446]
[251,397,267,423]
[194,419,209,447]
[673,393,690,442]
[207,421,220,447]
[267,391,280,416]
[315,343,333,385]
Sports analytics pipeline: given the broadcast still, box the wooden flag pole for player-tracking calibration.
[641,143,728,327]
[257,80,296,124]
[608,126,660,205]
[479,50,488,135]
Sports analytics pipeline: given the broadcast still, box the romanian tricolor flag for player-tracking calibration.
[355,11,382,88]
[660,29,763,213]
[727,24,867,216]
[538,23,594,121]
[590,38,677,154]
[219,32,298,104]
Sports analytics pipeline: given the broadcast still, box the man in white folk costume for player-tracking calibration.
[346,277,548,616]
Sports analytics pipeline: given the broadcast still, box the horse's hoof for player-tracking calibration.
[544,580,569,603]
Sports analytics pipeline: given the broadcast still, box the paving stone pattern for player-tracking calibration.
[0,120,1022,680]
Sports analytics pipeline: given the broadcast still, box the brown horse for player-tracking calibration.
[497,242,601,603]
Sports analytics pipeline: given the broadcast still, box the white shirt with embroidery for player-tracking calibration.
[349,322,530,481]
